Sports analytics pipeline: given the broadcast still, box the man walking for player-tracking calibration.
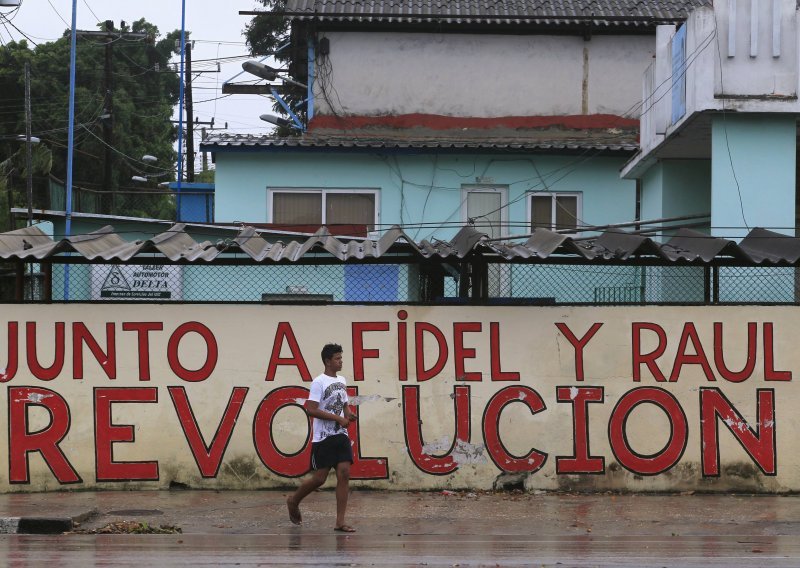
[287,343,358,532]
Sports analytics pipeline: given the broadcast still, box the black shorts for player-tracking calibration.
[311,434,353,470]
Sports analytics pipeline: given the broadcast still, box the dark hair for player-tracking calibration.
[321,343,343,363]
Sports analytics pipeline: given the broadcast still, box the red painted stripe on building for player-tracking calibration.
[308,114,639,131]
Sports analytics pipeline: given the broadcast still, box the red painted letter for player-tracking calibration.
[669,323,715,382]
[169,386,249,478]
[95,388,159,481]
[265,323,311,382]
[403,385,470,475]
[632,323,667,382]
[352,322,389,381]
[9,387,80,484]
[764,323,792,381]
[700,388,775,476]
[483,386,547,473]
[0,322,18,382]
[556,386,605,474]
[609,387,687,475]
[26,322,65,381]
[414,323,448,382]
[713,322,756,383]
[122,322,163,381]
[490,322,519,381]
[347,386,389,480]
[453,322,482,381]
[253,386,312,477]
[555,323,603,382]
[73,322,116,380]
[167,322,218,382]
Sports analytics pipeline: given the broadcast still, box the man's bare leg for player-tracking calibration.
[287,468,329,524]
[333,461,354,531]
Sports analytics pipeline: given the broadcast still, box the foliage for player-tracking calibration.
[0,19,182,220]
[244,1,306,136]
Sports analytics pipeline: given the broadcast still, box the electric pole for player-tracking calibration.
[24,61,32,228]
[77,24,149,212]
[184,41,195,183]
[103,20,114,212]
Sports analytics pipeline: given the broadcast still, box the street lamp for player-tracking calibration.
[142,154,158,163]
[242,60,307,89]
[260,114,301,130]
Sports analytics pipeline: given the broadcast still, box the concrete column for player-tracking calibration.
[711,114,796,239]
[640,160,711,239]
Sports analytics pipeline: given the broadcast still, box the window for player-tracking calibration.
[268,189,378,232]
[529,192,581,232]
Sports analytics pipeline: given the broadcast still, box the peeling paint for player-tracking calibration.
[724,417,750,433]
[569,386,579,400]
[451,439,487,465]
[293,398,307,406]
[20,392,51,404]
[518,391,527,401]
[422,436,452,455]
[349,394,397,405]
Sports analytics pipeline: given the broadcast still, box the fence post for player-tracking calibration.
[14,261,24,302]
[458,256,471,300]
[471,255,488,304]
[712,266,720,304]
[42,261,52,302]
[703,266,711,304]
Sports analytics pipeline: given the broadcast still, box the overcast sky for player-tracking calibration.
[3,0,276,167]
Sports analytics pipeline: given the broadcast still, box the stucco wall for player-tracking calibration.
[214,151,636,241]
[314,32,656,117]
[0,304,795,492]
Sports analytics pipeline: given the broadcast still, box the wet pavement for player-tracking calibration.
[2,490,800,565]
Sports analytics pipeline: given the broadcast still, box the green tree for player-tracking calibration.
[0,19,182,220]
[245,1,306,136]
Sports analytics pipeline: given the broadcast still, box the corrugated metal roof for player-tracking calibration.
[283,0,711,26]
[2,224,800,265]
[201,134,638,153]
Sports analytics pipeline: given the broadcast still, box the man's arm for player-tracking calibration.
[305,400,350,427]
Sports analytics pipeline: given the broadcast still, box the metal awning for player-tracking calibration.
[1,224,798,265]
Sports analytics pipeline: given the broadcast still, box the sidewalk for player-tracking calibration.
[1,488,799,537]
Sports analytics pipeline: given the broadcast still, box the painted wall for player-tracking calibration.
[640,160,711,233]
[315,32,656,118]
[214,151,637,242]
[711,114,796,239]
[0,304,794,492]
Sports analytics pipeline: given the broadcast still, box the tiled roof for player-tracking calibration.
[283,0,711,26]
[2,224,798,265]
[201,133,638,153]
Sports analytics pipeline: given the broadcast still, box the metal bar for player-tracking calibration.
[728,0,737,57]
[704,265,711,304]
[43,262,52,302]
[750,0,759,57]
[24,62,32,228]
[270,87,305,130]
[773,0,782,57]
[307,37,315,122]
[484,213,711,242]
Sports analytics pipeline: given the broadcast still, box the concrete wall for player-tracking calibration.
[1,304,795,493]
[314,32,656,118]
[640,160,711,232]
[214,151,637,242]
[711,114,796,239]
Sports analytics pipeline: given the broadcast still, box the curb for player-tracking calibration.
[0,508,98,535]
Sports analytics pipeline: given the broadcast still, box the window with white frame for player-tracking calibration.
[268,189,379,232]
[529,192,581,232]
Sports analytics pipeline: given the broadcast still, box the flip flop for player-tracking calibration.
[334,525,356,533]
[287,497,302,525]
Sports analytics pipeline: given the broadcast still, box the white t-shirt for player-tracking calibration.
[307,373,349,443]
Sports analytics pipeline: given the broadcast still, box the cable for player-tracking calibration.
[45,0,70,28]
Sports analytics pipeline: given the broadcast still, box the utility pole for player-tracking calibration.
[184,41,195,183]
[77,24,148,213]
[103,20,114,212]
[24,62,32,228]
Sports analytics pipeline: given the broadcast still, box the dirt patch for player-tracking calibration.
[71,521,182,535]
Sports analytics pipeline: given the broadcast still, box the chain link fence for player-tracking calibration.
[2,260,798,305]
